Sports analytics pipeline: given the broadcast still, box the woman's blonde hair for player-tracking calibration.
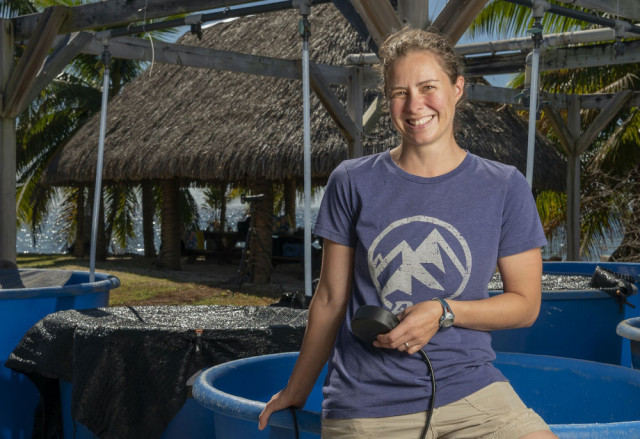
[377,27,465,98]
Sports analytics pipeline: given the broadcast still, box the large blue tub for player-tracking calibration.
[193,351,640,439]
[491,261,640,366]
[0,269,119,439]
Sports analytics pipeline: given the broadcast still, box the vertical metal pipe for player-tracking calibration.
[90,48,110,282]
[301,16,312,297]
[525,44,540,188]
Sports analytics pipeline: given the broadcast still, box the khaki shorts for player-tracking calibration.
[322,381,551,439]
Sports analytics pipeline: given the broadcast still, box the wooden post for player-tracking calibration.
[566,96,581,261]
[397,0,430,29]
[0,19,16,267]
[347,66,363,158]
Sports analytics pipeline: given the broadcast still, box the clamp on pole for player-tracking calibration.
[614,20,630,56]
[293,0,311,38]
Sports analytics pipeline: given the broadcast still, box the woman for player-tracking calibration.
[259,27,558,439]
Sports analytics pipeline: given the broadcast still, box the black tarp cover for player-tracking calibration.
[6,305,308,439]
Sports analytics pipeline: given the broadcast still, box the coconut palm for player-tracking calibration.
[16,0,183,259]
[469,1,640,260]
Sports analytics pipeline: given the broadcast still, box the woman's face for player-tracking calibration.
[386,50,464,150]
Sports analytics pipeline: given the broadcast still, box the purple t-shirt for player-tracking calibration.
[313,151,547,419]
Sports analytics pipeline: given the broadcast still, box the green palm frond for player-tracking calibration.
[104,184,140,250]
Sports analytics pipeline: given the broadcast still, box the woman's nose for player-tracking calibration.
[406,93,424,113]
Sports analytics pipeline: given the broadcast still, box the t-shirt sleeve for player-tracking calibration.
[313,163,357,248]
[498,169,547,258]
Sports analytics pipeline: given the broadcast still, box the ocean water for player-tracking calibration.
[17,199,621,261]
[17,204,319,256]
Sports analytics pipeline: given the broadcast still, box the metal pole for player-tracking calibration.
[525,17,543,188]
[294,0,312,297]
[90,46,111,282]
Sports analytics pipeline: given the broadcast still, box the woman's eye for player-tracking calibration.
[391,91,406,98]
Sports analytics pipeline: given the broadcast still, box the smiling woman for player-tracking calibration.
[258,27,557,439]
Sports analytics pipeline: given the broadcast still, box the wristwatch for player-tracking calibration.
[432,297,455,328]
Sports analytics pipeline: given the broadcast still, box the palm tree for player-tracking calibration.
[469,1,640,260]
[16,0,183,260]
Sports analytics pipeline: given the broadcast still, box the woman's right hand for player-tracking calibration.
[258,388,304,430]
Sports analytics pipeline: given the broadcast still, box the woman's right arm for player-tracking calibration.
[258,239,354,430]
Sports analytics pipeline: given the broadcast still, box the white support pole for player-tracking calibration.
[294,0,313,297]
[525,10,545,188]
[89,46,110,282]
[526,44,540,187]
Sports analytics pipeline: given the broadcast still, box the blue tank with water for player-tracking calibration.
[193,351,640,439]
[0,269,119,439]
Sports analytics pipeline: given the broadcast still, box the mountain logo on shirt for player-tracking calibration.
[368,216,472,311]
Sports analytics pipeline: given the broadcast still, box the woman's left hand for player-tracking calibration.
[373,300,442,355]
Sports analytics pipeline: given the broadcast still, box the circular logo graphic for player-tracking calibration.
[368,216,472,309]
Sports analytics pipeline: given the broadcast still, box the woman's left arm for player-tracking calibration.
[449,247,542,331]
[375,247,542,354]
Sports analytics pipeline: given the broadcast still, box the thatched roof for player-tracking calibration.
[42,3,565,191]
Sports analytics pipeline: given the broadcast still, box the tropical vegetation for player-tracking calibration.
[470,0,640,261]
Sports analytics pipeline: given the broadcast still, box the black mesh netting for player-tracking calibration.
[5,305,308,439]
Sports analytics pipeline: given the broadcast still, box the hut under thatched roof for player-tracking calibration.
[42,3,564,189]
[41,3,565,274]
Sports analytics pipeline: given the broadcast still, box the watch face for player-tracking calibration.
[441,313,454,328]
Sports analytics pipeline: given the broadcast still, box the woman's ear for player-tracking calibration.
[454,76,465,102]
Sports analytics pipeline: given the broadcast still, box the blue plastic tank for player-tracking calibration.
[193,351,640,439]
[0,269,119,439]
[491,261,640,366]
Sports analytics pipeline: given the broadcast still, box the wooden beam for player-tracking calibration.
[541,39,640,71]
[554,0,640,21]
[464,39,640,76]
[13,0,255,40]
[80,34,351,85]
[432,0,489,44]
[348,0,402,48]
[0,19,16,266]
[303,60,357,142]
[347,66,363,157]
[21,32,93,113]
[575,90,632,154]
[363,96,383,135]
[397,0,430,29]
[542,103,574,156]
[3,6,69,118]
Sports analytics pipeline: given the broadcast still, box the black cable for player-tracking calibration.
[418,348,436,439]
[289,406,300,439]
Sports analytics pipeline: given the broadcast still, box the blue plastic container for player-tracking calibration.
[0,269,119,439]
[59,380,215,439]
[193,351,640,439]
[491,261,640,366]
[617,317,640,369]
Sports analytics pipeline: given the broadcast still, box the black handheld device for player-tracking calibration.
[351,305,435,439]
[351,305,399,344]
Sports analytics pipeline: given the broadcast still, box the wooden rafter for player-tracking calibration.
[432,0,490,44]
[3,6,69,118]
[79,35,350,85]
[348,0,402,48]
[299,60,358,142]
[554,0,640,22]
[12,0,255,40]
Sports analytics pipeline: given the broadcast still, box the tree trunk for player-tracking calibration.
[218,182,227,232]
[141,181,156,258]
[284,177,297,230]
[96,195,108,261]
[160,179,182,270]
[74,186,85,258]
[250,179,273,284]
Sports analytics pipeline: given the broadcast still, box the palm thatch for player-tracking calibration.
[41,3,565,192]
